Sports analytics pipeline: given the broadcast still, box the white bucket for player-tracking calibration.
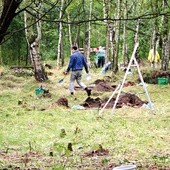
[112,165,136,170]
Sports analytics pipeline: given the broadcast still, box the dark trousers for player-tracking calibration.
[97,57,105,68]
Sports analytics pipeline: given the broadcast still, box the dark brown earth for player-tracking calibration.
[142,70,170,84]
[56,97,69,108]
[57,79,146,109]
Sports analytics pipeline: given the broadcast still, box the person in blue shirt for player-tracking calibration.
[64,46,91,96]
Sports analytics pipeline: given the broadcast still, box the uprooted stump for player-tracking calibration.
[81,93,147,109]
[56,97,69,108]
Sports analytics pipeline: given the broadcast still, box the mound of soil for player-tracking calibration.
[92,79,135,92]
[124,81,135,87]
[56,97,69,108]
[81,93,147,109]
[75,79,135,93]
[81,97,102,108]
[93,81,116,92]
[142,70,170,84]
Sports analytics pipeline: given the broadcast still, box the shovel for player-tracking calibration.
[58,75,67,83]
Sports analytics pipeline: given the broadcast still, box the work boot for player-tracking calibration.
[85,88,91,96]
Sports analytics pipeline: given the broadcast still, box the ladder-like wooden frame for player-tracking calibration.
[99,42,153,115]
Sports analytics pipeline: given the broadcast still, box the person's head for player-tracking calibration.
[72,46,78,51]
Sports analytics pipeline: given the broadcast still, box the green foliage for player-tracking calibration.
[2,14,27,66]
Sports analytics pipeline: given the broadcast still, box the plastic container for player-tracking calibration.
[158,77,168,85]
[35,88,44,95]
[112,165,136,170]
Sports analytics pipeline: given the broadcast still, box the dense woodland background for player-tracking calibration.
[0,0,170,81]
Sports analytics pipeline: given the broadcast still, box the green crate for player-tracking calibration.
[35,88,44,95]
[157,77,168,85]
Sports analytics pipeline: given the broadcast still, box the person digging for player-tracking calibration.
[64,46,91,97]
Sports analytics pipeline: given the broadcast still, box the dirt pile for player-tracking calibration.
[142,70,170,84]
[56,97,69,108]
[81,93,147,109]
[57,79,146,109]
[93,80,116,92]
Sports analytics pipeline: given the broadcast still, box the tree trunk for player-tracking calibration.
[24,1,48,82]
[57,0,64,68]
[122,0,128,66]
[161,0,169,71]
[87,0,92,66]
[149,0,160,68]
[0,0,2,64]
[133,19,140,64]
[83,0,92,66]
[0,0,22,44]
[103,0,112,63]
[112,0,121,73]
[67,13,73,54]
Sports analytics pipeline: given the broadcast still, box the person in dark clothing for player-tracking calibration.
[96,46,106,67]
[64,46,91,96]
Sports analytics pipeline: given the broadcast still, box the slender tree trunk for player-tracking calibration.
[112,0,121,73]
[103,0,112,63]
[133,19,140,64]
[149,0,160,68]
[161,0,169,70]
[122,0,128,65]
[83,0,92,65]
[57,0,64,68]
[24,1,47,82]
[87,0,92,66]
[67,13,72,53]
[0,0,2,65]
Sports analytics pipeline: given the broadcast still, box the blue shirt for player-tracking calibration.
[66,51,89,73]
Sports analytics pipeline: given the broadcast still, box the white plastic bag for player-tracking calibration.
[86,73,92,81]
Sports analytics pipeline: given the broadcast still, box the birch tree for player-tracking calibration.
[57,0,64,68]
[87,0,92,66]
[24,1,47,82]
[122,0,128,65]
[150,0,160,68]
[112,0,121,73]
[83,0,92,66]
[0,0,2,65]
[67,13,73,54]
[103,0,112,63]
[161,0,169,70]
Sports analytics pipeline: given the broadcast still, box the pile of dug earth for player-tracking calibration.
[57,79,147,109]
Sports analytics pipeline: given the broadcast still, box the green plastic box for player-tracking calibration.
[158,77,168,85]
[35,88,44,95]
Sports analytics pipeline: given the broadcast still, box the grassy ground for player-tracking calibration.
[0,64,170,170]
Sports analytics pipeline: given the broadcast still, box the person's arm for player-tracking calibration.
[66,56,74,72]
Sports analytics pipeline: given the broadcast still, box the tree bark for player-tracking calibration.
[83,0,92,66]
[57,0,64,68]
[122,0,128,65]
[67,13,73,54]
[112,0,121,73]
[24,1,48,82]
[0,0,22,44]
[161,0,169,71]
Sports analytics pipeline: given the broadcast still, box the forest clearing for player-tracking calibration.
[0,63,170,170]
[1,0,170,169]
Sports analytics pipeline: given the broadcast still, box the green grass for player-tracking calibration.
[0,66,170,169]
